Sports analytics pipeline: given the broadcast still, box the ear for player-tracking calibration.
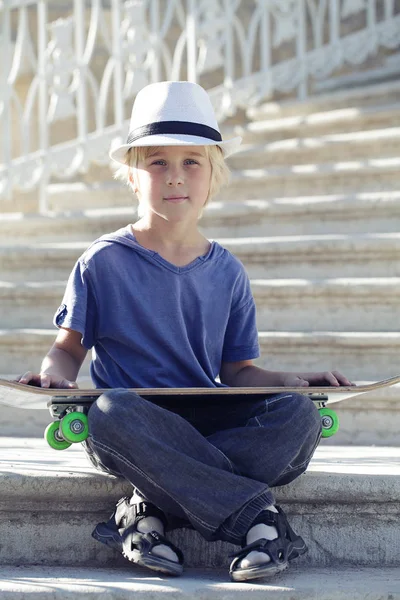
[128,169,139,193]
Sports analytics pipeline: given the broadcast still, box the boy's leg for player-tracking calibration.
[87,390,320,542]
[86,389,274,542]
[206,392,322,491]
[87,389,320,580]
[205,392,321,581]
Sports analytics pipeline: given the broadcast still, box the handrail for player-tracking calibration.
[1,0,399,212]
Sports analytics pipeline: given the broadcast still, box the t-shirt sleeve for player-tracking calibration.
[222,267,260,362]
[53,259,97,350]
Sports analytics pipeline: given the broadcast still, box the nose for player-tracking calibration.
[166,165,184,186]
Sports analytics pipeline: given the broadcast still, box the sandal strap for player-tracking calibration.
[230,536,292,564]
[123,528,184,564]
[249,505,297,545]
[134,501,168,530]
[230,505,301,572]
[115,497,168,530]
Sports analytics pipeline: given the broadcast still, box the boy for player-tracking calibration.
[18,81,353,581]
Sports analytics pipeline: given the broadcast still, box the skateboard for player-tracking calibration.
[1,375,400,450]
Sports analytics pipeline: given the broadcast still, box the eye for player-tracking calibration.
[184,159,199,165]
[151,159,166,165]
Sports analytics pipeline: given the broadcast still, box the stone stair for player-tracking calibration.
[0,438,399,597]
[1,80,400,597]
[0,439,399,568]
[1,80,400,446]
[0,566,399,599]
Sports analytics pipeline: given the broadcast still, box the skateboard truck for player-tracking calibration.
[44,392,340,451]
[45,396,96,451]
[309,393,339,438]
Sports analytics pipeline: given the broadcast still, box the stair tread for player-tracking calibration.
[2,231,400,250]
[3,190,400,224]
[1,440,400,495]
[0,565,399,598]
[247,78,400,119]
[2,327,400,338]
[1,276,399,291]
[245,101,400,131]
[238,125,400,151]
[233,156,400,178]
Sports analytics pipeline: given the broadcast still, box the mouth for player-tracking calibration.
[164,196,188,203]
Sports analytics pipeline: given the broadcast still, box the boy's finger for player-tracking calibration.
[18,371,33,383]
[40,373,51,388]
[323,372,340,386]
[332,370,355,386]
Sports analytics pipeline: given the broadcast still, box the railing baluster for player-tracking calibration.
[150,0,160,83]
[37,0,49,214]
[367,0,376,29]
[223,0,234,90]
[1,2,12,201]
[1,0,400,208]
[297,0,307,100]
[74,0,87,168]
[186,0,197,83]
[329,0,339,45]
[111,0,123,136]
[384,0,394,19]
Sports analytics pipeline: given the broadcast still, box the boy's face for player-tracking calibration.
[133,146,212,222]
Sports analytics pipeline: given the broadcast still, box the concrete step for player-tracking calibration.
[3,191,400,242]
[252,277,400,332]
[1,381,399,447]
[2,278,399,331]
[238,101,400,143]
[8,155,400,213]
[223,234,400,278]
[256,331,400,380]
[0,329,91,375]
[5,179,132,214]
[247,79,400,121]
[1,233,399,281]
[0,566,399,599]
[0,440,399,569]
[1,327,398,379]
[234,233,400,278]
[219,158,400,201]
[228,127,400,168]
[0,282,64,327]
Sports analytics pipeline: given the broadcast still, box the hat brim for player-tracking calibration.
[109,133,242,165]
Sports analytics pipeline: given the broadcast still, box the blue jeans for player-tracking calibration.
[85,390,321,545]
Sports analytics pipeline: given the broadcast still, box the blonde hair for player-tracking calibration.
[113,145,230,218]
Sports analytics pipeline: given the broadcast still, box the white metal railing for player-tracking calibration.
[1,0,400,212]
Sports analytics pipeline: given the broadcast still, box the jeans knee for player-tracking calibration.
[290,393,322,439]
[88,389,141,436]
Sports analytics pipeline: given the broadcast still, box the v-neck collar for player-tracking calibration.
[128,228,215,274]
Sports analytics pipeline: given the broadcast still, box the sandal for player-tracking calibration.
[92,496,184,576]
[229,505,307,582]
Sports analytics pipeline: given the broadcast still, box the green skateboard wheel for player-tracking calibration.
[45,421,72,450]
[60,412,89,443]
[319,407,339,438]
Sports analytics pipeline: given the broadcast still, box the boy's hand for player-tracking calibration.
[282,371,355,388]
[15,372,78,389]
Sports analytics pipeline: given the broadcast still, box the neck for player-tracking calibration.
[133,214,204,248]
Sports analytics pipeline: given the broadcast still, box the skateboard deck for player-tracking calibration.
[1,374,399,408]
[1,375,399,448]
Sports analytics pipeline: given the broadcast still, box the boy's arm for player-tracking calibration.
[220,360,354,388]
[18,328,88,389]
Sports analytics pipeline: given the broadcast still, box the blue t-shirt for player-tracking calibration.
[54,225,260,388]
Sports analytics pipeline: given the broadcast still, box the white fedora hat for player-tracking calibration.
[109,81,242,165]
